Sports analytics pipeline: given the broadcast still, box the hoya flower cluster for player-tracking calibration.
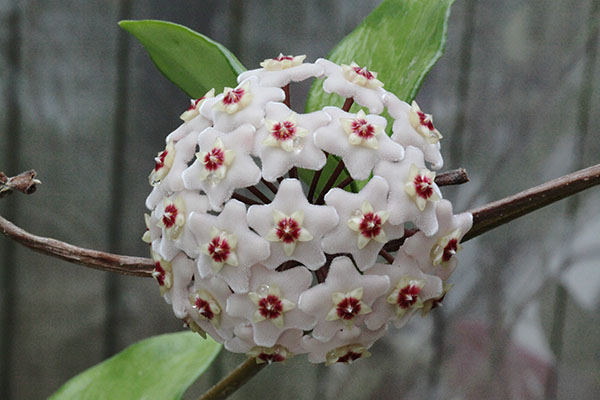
[144,54,472,366]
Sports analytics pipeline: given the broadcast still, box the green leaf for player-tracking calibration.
[119,19,245,98]
[302,0,454,193]
[50,332,222,400]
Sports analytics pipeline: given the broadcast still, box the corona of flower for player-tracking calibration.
[144,55,472,365]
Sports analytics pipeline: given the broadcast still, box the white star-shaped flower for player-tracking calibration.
[314,107,404,180]
[374,146,443,235]
[254,102,330,181]
[402,199,473,280]
[322,176,404,271]
[146,128,202,210]
[179,88,216,123]
[238,54,324,87]
[225,324,306,363]
[150,249,172,297]
[142,211,161,247]
[160,252,196,319]
[247,179,339,270]
[384,93,443,170]
[166,112,213,144]
[364,252,443,330]
[227,265,315,347]
[316,59,386,113]
[199,76,284,132]
[154,191,209,261]
[298,257,389,342]
[184,275,244,343]
[189,200,270,292]
[301,324,387,365]
[182,125,261,211]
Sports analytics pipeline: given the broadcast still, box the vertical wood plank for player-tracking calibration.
[7,1,121,398]
[0,1,22,398]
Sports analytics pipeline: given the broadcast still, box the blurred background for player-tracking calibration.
[1,0,599,399]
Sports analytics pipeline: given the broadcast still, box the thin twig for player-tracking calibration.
[315,159,346,205]
[336,176,354,189]
[261,178,278,195]
[231,192,260,205]
[0,170,41,198]
[0,214,154,277]
[342,97,354,112]
[307,169,323,203]
[333,168,468,192]
[379,249,394,264]
[198,358,266,400]
[383,229,418,252]
[463,163,600,242]
[1,164,598,283]
[247,186,271,204]
[434,168,469,187]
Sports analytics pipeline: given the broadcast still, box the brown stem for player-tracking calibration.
[261,178,278,195]
[0,170,41,198]
[307,169,323,203]
[231,192,260,205]
[288,166,298,179]
[198,358,267,400]
[0,214,154,277]
[462,163,600,242]
[247,186,271,204]
[379,249,394,264]
[327,168,469,197]
[315,159,346,205]
[336,176,354,189]
[282,84,290,108]
[1,164,597,286]
[434,168,469,187]
[342,97,354,112]
[307,152,329,203]
[383,229,418,252]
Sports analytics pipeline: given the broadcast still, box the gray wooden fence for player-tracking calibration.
[1,0,599,399]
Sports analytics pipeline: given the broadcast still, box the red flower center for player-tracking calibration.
[352,66,374,80]
[203,147,225,171]
[396,284,422,309]
[359,212,383,238]
[417,110,435,131]
[442,238,459,262]
[153,262,166,286]
[187,98,203,111]
[336,297,362,320]
[258,352,286,363]
[337,351,364,364]
[258,295,284,319]
[222,88,245,105]
[208,236,231,263]
[194,297,215,320]
[413,175,434,199]
[154,150,168,171]
[271,120,296,141]
[351,119,375,139]
[274,55,294,62]
[276,217,302,243]
[162,204,178,228]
